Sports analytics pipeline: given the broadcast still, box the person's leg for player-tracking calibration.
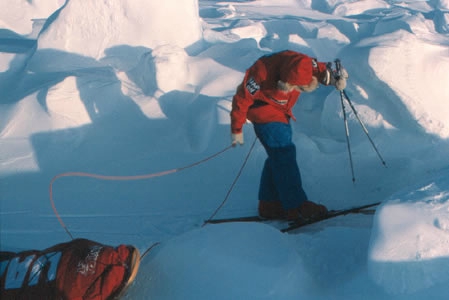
[254,122,327,220]
[258,158,285,218]
[258,159,278,201]
[253,122,307,210]
[265,144,308,209]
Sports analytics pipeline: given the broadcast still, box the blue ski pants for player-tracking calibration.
[253,122,308,210]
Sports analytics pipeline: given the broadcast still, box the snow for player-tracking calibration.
[0,0,64,36]
[1,0,449,299]
[128,222,310,300]
[37,1,202,59]
[369,169,449,295]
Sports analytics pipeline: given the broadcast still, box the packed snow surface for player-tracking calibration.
[1,0,449,299]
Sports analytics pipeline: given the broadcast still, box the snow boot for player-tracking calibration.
[258,200,287,219]
[287,200,328,221]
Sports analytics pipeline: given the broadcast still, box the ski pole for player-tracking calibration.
[341,89,387,168]
[340,89,356,182]
[328,61,356,181]
[332,59,387,182]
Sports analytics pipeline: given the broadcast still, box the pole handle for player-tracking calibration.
[334,59,342,79]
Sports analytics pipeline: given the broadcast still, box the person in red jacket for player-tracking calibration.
[0,238,140,300]
[230,50,347,221]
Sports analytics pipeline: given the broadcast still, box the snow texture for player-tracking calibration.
[1,0,449,299]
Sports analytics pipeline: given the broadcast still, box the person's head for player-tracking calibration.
[279,55,318,92]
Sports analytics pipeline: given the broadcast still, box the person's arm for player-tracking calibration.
[230,80,254,135]
[314,59,349,90]
[230,79,255,145]
[230,63,264,145]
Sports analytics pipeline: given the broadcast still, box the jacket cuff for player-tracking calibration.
[231,128,242,134]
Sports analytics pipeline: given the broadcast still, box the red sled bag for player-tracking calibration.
[0,238,140,300]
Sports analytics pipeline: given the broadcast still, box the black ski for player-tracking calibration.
[204,202,381,232]
[281,202,381,232]
[205,215,266,224]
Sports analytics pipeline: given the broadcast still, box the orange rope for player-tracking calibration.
[49,145,233,239]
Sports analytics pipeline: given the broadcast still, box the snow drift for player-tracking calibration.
[369,168,449,295]
[2,0,449,299]
[37,0,202,59]
[125,223,310,300]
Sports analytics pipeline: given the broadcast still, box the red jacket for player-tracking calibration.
[231,51,329,134]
